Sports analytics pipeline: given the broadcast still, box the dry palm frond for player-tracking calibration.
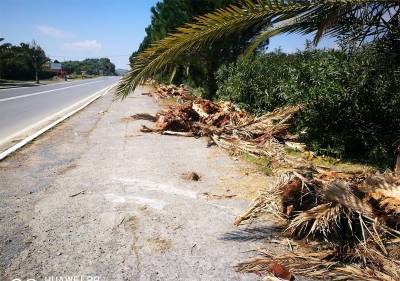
[288,202,345,237]
[138,85,301,164]
[379,196,400,214]
[367,184,400,213]
[212,135,277,158]
[322,181,375,217]
[359,174,400,222]
[235,169,400,280]
[363,173,400,192]
[236,246,400,281]
[234,171,299,225]
[234,105,302,140]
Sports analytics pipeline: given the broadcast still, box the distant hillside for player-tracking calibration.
[115,69,128,76]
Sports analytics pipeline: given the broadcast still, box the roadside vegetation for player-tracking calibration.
[129,0,267,98]
[121,0,400,170]
[216,40,400,167]
[121,0,400,280]
[0,38,116,83]
[0,39,51,83]
[62,58,116,76]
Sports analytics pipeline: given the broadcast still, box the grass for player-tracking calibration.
[242,153,273,176]
[285,147,378,173]
[159,96,180,107]
[239,147,375,176]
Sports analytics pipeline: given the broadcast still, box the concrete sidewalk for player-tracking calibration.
[0,87,272,281]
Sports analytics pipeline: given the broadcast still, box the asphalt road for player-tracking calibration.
[0,76,119,144]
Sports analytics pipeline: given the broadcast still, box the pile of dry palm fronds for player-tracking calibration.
[235,169,400,280]
[136,84,301,160]
[150,84,191,100]
[138,84,400,280]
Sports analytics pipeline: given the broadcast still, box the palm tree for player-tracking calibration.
[116,0,400,99]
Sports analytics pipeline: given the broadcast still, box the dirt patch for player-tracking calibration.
[57,163,78,175]
[122,215,142,278]
[145,237,172,254]
[216,172,271,201]
[121,113,156,123]
[124,215,139,231]
[181,171,201,181]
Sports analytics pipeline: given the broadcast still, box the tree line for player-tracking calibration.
[62,58,116,76]
[0,39,50,83]
[0,39,116,83]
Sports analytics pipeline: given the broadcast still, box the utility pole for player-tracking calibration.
[63,57,67,81]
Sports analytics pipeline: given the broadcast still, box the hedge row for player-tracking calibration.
[215,38,400,166]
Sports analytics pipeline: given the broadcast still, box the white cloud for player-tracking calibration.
[37,24,72,39]
[63,40,102,50]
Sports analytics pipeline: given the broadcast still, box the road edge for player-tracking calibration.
[0,82,119,161]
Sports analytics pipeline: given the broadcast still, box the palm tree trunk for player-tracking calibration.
[205,59,217,100]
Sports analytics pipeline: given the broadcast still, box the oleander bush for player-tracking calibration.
[216,37,400,166]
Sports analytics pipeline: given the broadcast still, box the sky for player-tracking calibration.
[1,0,336,69]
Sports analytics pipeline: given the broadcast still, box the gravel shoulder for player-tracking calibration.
[0,87,277,281]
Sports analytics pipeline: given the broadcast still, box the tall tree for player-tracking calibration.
[117,0,400,99]
[20,41,49,84]
[0,39,12,80]
[130,0,261,98]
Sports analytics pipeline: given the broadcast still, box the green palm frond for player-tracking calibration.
[116,0,399,99]
[244,14,306,57]
[312,6,347,44]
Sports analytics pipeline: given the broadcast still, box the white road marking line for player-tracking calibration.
[0,81,69,92]
[0,78,94,92]
[0,80,104,102]
[0,81,119,160]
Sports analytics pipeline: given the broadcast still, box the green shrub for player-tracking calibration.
[216,49,290,114]
[215,37,400,167]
